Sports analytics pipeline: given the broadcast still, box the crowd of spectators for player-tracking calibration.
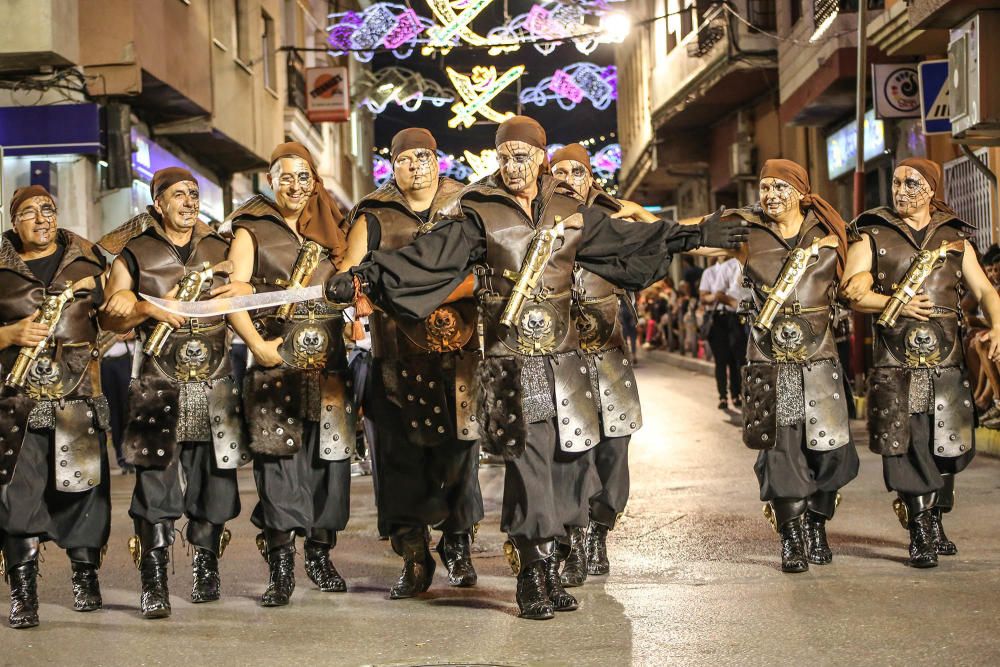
[964,245,1000,429]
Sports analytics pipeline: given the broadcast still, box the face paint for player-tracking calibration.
[13,196,58,250]
[393,148,439,195]
[270,157,314,215]
[155,181,201,233]
[551,159,592,200]
[758,177,803,220]
[891,166,933,217]
[497,141,544,195]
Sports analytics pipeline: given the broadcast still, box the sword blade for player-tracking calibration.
[139,285,326,317]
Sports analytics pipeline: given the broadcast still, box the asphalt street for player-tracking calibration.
[5,352,1000,666]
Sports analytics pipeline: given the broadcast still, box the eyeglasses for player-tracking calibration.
[394,151,435,170]
[15,205,57,223]
[277,172,314,188]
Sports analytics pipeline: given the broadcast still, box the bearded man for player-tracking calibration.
[843,158,1000,568]
[0,186,110,628]
[340,128,483,598]
[326,116,747,619]
[100,168,247,618]
[223,142,352,606]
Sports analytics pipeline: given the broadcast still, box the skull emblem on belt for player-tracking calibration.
[516,304,556,354]
[770,316,807,362]
[904,323,940,367]
[175,338,211,380]
[426,305,462,352]
[26,353,65,399]
[292,324,329,369]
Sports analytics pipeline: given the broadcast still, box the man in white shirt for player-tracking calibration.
[699,257,748,409]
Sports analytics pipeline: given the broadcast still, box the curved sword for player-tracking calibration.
[139,284,333,317]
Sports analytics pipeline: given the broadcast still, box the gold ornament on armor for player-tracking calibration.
[515,303,557,354]
[173,338,212,380]
[291,323,329,369]
[903,323,941,367]
[425,305,463,352]
[769,316,808,362]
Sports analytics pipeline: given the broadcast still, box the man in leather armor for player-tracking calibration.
[326,116,747,619]
[99,168,247,618]
[340,128,483,598]
[843,158,1000,568]
[222,142,353,607]
[699,160,860,573]
[0,186,110,628]
[550,144,636,584]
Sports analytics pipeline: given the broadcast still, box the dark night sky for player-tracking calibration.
[367,1,619,160]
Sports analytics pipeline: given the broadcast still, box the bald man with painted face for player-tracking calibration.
[326,115,747,620]
[843,158,1000,568]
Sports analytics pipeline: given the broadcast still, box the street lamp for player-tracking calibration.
[600,12,632,44]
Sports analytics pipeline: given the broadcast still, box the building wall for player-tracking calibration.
[0,0,80,69]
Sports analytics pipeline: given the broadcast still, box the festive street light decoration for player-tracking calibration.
[464,149,499,182]
[355,67,456,113]
[373,150,473,187]
[422,0,514,55]
[373,155,394,187]
[520,63,617,110]
[327,3,433,62]
[591,143,622,179]
[447,65,525,129]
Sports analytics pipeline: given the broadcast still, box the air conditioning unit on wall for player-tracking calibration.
[949,11,1000,143]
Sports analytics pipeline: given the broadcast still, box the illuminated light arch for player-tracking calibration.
[447,65,525,129]
[519,62,617,110]
[326,3,433,62]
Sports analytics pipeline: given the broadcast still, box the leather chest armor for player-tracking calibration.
[0,230,104,401]
[126,221,232,382]
[573,187,626,353]
[862,207,969,370]
[471,175,584,357]
[358,177,478,360]
[741,208,840,364]
[0,230,109,489]
[230,197,345,373]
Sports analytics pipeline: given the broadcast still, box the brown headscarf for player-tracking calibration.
[550,143,592,173]
[150,167,196,200]
[495,116,547,150]
[759,158,848,269]
[896,157,958,217]
[9,185,54,218]
[269,141,347,262]
[390,128,436,161]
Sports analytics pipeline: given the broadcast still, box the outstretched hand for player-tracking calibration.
[326,273,357,304]
[698,207,748,249]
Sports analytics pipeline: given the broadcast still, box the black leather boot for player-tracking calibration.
[131,520,172,619]
[260,529,296,607]
[771,499,808,573]
[389,527,435,599]
[435,532,477,587]
[559,526,588,587]
[932,474,958,556]
[545,555,579,612]
[188,521,229,603]
[304,529,347,592]
[4,537,39,629]
[508,539,554,620]
[897,493,939,568]
[67,547,103,612]
[804,491,837,565]
[585,521,610,576]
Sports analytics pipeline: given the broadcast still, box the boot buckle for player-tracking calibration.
[892,497,909,529]
[128,535,142,569]
[219,528,232,558]
[502,540,521,575]
[762,503,778,533]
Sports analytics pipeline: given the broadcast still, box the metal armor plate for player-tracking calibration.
[752,315,819,363]
[552,354,601,453]
[318,373,356,461]
[53,400,101,492]
[594,348,641,438]
[802,361,850,451]
[455,350,481,441]
[397,300,477,353]
[24,345,91,400]
[280,319,333,370]
[882,319,955,368]
[742,364,778,450]
[151,332,227,381]
[244,366,304,456]
[932,366,974,458]
[576,296,618,354]
[866,367,910,456]
[207,377,251,469]
[385,357,452,447]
